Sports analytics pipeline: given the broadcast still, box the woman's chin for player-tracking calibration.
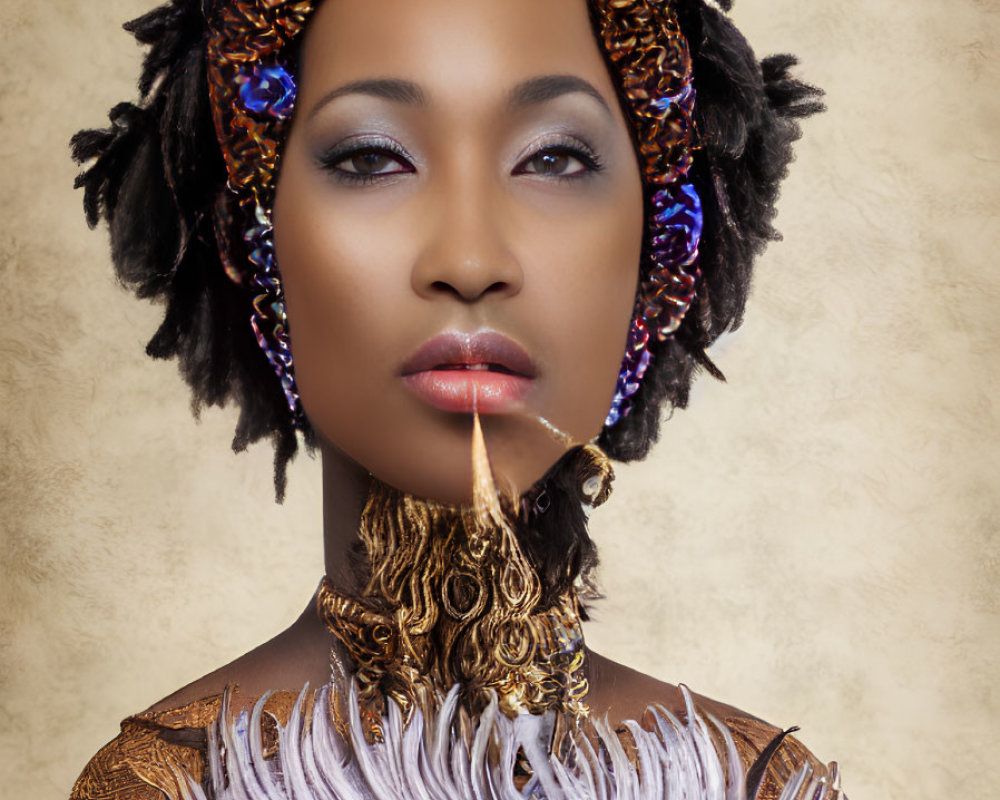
[317,413,580,508]
[371,447,566,509]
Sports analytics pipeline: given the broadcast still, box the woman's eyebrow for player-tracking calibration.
[305,75,611,121]
[306,78,427,121]
[507,75,612,117]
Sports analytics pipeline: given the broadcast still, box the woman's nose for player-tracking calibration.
[410,177,524,303]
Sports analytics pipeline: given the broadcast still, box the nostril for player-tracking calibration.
[429,280,464,300]
[429,279,509,301]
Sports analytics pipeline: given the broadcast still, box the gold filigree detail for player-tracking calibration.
[316,418,610,743]
[69,718,204,800]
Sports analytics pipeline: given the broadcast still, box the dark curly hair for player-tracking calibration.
[71,0,823,501]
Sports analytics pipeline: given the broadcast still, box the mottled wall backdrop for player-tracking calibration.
[1,1,998,798]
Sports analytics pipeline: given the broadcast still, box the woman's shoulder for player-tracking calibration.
[68,694,220,800]
[585,649,841,797]
[68,689,305,800]
[145,601,333,717]
[69,610,330,800]
[70,645,840,800]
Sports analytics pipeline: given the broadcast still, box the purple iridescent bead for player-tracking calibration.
[238,62,297,119]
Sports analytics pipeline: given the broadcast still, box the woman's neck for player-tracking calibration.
[316,442,598,734]
[316,434,614,742]
[320,442,372,594]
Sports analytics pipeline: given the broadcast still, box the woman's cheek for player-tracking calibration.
[524,202,640,421]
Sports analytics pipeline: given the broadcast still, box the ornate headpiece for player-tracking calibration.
[592,0,703,425]
[205,0,701,429]
[206,0,316,424]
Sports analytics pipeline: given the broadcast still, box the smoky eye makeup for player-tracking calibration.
[315,134,417,185]
[310,125,609,187]
[513,133,605,181]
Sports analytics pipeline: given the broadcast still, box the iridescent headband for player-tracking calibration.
[205,0,702,430]
[206,0,314,426]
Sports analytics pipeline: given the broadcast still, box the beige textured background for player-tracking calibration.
[1,1,998,798]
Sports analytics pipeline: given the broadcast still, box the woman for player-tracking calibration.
[68,0,835,797]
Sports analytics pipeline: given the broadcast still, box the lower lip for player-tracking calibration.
[402,370,532,414]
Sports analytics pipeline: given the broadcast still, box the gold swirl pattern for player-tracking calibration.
[315,418,612,743]
[316,493,592,742]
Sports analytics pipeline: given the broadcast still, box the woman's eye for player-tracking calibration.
[527,152,577,176]
[318,140,415,184]
[338,150,408,176]
[516,144,603,180]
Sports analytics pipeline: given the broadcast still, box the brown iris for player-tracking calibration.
[347,151,395,175]
[531,152,570,175]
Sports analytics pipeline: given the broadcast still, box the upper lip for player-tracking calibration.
[401,330,536,378]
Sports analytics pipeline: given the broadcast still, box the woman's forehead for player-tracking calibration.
[297,0,615,105]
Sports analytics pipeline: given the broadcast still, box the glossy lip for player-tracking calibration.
[400,330,536,414]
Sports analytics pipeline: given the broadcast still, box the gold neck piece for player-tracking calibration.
[317,418,617,743]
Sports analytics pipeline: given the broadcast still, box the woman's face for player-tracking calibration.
[273,0,644,504]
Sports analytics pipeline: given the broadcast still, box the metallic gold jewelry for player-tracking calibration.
[316,416,603,744]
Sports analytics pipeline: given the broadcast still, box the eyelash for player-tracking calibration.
[515,135,604,181]
[317,136,415,186]
[316,134,604,185]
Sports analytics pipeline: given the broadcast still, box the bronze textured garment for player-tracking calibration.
[68,449,844,799]
[68,684,843,800]
[69,444,844,799]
